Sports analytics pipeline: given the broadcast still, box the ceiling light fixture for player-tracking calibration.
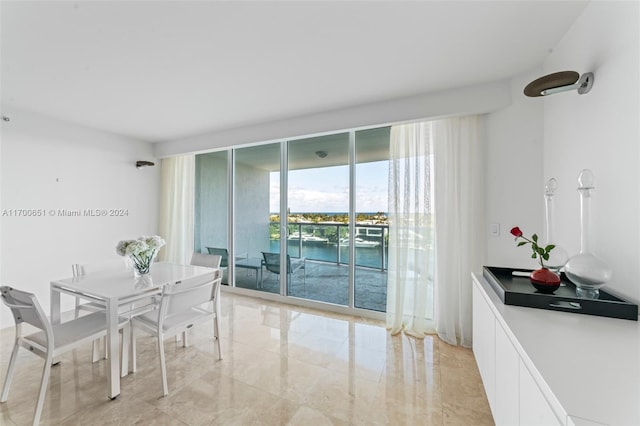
[315,150,328,159]
[136,160,155,169]
[524,71,594,97]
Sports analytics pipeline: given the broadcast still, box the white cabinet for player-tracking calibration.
[495,321,520,425]
[519,359,562,426]
[473,277,565,426]
[473,273,640,425]
[472,283,496,410]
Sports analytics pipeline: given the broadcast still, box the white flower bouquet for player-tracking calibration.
[116,235,165,276]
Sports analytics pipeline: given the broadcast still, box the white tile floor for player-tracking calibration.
[0,293,493,425]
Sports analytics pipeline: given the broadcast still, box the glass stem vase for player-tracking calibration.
[543,178,568,273]
[564,170,612,298]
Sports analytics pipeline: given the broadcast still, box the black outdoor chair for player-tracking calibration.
[206,247,229,268]
[261,252,306,287]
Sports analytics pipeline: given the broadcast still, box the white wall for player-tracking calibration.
[485,68,545,270]
[0,107,160,327]
[154,81,512,157]
[543,1,639,303]
[485,1,639,303]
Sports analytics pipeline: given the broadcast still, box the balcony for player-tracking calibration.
[233,222,388,312]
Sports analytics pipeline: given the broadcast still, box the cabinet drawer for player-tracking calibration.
[473,283,496,409]
[519,359,562,426]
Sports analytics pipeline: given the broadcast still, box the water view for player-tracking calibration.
[269,212,389,270]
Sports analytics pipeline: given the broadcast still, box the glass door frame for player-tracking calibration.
[279,140,288,297]
[227,148,236,287]
[347,131,356,308]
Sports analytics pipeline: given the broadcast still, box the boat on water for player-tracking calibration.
[303,235,329,243]
[339,237,381,248]
[288,232,329,243]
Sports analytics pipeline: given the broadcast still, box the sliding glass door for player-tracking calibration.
[195,151,229,282]
[233,143,280,294]
[354,128,390,311]
[286,133,350,304]
[194,125,394,314]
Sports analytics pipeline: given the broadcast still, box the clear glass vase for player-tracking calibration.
[133,266,150,278]
[131,253,155,278]
[564,170,612,298]
[543,178,568,273]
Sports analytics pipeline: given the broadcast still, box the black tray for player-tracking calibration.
[483,266,638,321]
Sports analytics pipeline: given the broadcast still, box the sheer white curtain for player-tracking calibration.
[433,116,483,347]
[386,116,483,345]
[387,122,436,337]
[158,155,195,264]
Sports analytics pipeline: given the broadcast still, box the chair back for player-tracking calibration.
[73,258,131,277]
[190,253,222,269]
[206,247,229,268]
[261,252,293,274]
[261,252,280,274]
[0,286,52,336]
[159,274,221,322]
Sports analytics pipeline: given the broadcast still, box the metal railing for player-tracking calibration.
[269,222,388,271]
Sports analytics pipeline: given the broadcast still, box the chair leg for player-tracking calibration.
[158,334,168,396]
[130,325,137,373]
[92,339,100,363]
[33,353,53,426]
[182,331,188,348]
[120,326,129,378]
[0,340,20,402]
[214,316,222,360]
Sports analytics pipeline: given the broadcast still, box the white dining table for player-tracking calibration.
[50,261,219,399]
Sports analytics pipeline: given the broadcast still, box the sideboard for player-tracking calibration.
[472,272,640,425]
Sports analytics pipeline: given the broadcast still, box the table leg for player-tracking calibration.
[49,287,62,365]
[50,288,61,325]
[106,299,120,399]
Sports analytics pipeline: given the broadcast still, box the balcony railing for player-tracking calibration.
[269,222,388,271]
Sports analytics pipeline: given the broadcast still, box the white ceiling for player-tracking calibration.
[1,1,587,143]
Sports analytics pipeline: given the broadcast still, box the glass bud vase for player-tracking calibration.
[564,170,612,298]
[543,178,568,273]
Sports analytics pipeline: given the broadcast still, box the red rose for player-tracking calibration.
[511,226,555,268]
[510,227,523,238]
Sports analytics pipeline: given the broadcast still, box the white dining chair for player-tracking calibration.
[130,272,222,396]
[0,286,129,426]
[71,258,133,362]
[190,252,222,269]
[176,252,222,346]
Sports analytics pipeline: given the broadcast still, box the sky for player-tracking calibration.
[270,161,389,213]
